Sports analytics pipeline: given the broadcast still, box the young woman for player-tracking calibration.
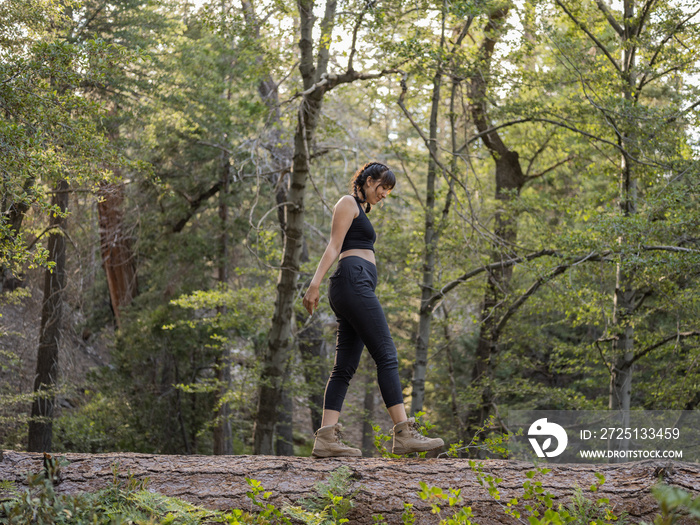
[302,161,444,458]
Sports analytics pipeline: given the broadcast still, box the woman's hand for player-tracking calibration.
[303,284,320,315]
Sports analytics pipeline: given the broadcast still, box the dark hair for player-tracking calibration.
[350,162,396,212]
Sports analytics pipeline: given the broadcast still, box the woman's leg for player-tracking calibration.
[387,403,408,425]
[332,260,443,454]
[336,283,404,410]
[313,311,364,457]
[321,409,341,427]
[323,315,366,414]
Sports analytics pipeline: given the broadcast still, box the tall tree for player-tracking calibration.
[27,180,69,452]
[67,0,175,325]
[401,1,475,415]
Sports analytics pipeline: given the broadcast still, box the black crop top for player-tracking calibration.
[340,198,376,253]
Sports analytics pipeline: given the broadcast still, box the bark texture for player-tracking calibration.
[97,181,138,328]
[1,452,698,524]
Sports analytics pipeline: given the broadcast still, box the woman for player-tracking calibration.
[302,161,444,458]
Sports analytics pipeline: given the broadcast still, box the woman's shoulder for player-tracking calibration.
[335,195,360,217]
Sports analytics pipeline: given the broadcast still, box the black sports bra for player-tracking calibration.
[340,198,376,253]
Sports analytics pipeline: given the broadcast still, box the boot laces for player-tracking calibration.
[334,425,350,445]
[407,418,430,441]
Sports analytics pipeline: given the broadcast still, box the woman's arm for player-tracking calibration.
[302,196,357,315]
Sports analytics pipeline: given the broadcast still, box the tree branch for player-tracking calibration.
[422,249,561,314]
[635,0,657,39]
[493,251,603,338]
[636,6,700,93]
[594,0,624,36]
[460,119,533,149]
[631,331,700,366]
[469,5,511,159]
[421,242,694,314]
[525,155,575,182]
[641,245,700,254]
[172,181,223,233]
[314,0,338,83]
[525,131,555,177]
[346,4,370,73]
[554,0,622,77]
[298,67,402,98]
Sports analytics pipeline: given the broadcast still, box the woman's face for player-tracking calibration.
[364,177,392,205]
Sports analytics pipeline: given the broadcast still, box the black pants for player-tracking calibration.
[324,256,404,412]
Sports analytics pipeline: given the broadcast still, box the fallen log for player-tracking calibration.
[1,451,698,524]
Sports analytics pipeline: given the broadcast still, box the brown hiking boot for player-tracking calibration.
[392,417,444,455]
[311,423,362,458]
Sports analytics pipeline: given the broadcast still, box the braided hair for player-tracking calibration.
[350,161,396,212]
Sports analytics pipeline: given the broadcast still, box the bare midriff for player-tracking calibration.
[339,249,376,265]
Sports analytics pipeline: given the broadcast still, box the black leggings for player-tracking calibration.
[324,256,404,412]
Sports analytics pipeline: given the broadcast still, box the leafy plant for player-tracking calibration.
[372,423,401,459]
[245,477,292,524]
[644,484,700,525]
[283,466,357,524]
[565,486,629,525]
[416,482,475,524]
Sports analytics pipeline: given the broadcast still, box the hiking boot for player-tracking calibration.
[392,417,444,455]
[312,423,362,458]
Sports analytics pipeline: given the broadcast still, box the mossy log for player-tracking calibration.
[1,451,698,524]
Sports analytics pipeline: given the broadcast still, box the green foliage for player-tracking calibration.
[291,466,357,519]
[565,487,629,525]
[0,0,135,274]
[53,391,137,453]
[245,478,292,524]
[416,482,475,524]
[372,423,400,459]
[645,484,700,525]
[441,415,520,459]
[283,466,357,524]
[465,463,628,525]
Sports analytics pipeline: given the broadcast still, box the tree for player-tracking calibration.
[27,181,68,452]
[396,0,476,416]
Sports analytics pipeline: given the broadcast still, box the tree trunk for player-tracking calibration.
[608,0,639,458]
[252,0,337,454]
[411,42,444,416]
[213,155,233,455]
[2,452,697,525]
[27,179,69,452]
[410,4,468,415]
[298,318,330,434]
[465,6,526,443]
[97,180,138,329]
[253,97,320,454]
[609,0,638,407]
[275,389,294,456]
